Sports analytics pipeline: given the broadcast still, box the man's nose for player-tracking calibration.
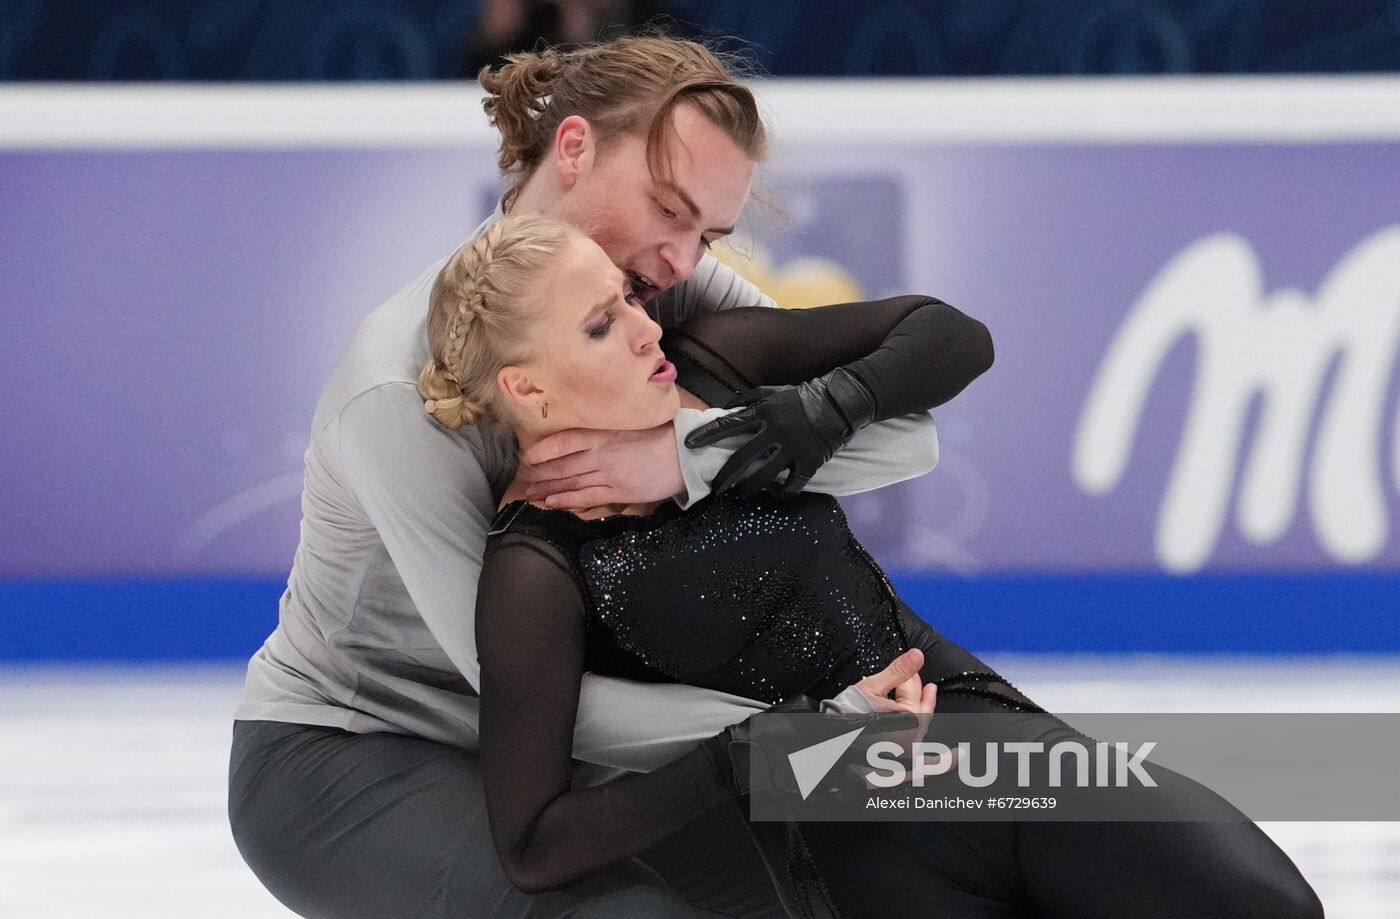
[660,237,699,284]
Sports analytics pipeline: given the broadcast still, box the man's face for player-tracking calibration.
[558,101,756,304]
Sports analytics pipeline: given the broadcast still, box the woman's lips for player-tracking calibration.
[649,360,677,384]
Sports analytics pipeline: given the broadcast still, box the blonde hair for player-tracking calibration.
[478,36,767,193]
[418,214,578,431]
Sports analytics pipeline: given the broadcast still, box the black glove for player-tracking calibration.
[684,367,878,498]
[702,694,920,798]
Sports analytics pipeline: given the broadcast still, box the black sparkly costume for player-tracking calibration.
[492,490,910,706]
[475,298,1321,917]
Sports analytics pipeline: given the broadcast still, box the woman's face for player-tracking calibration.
[558,102,756,304]
[505,232,681,431]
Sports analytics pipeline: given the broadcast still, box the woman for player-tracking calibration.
[231,35,951,919]
[428,213,1323,918]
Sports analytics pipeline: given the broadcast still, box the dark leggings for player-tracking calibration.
[780,628,1325,919]
[795,728,1325,918]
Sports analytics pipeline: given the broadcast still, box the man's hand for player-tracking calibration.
[855,648,936,717]
[854,648,936,767]
[707,652,938,799]
[519,423,684,509]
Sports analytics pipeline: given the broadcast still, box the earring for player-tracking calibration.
[541,401,548,420]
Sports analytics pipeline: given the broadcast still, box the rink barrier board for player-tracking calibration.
[5,78,1400,147]
[1,572,1395,661]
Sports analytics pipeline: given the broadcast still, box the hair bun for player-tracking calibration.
[418,361,484,430]
[479,49,565,174]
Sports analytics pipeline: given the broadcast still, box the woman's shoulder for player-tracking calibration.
[485,500,688,610]
[482,501,595,600]
[486,499,665,568]
[488,500,593,553]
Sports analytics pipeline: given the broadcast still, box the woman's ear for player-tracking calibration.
[497,364,545,417]
[553,115,595,191]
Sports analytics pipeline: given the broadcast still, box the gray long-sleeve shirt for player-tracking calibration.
[235,214,939,773]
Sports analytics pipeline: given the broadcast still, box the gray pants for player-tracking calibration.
[228,720,786,919]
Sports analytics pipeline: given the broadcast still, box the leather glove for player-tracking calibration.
[683,367,878,498]
[702,694,920,798]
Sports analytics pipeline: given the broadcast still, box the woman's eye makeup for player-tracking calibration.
[587,311,615,340]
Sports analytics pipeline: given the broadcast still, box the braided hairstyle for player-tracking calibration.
[418,214,577,430]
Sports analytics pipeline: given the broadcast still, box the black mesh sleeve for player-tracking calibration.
[475,535,736,893]
[664,295,994,417]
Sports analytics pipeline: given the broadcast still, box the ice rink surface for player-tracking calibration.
[3,655,1398,919]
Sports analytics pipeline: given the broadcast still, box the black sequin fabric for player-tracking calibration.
[495,491,907,705]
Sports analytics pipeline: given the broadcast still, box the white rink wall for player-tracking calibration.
[3,658,1398,919]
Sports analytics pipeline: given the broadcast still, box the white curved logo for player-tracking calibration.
[1073,226,1400,572]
